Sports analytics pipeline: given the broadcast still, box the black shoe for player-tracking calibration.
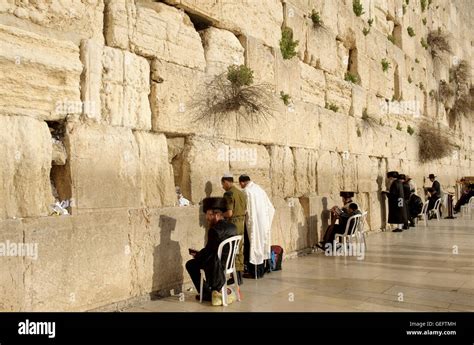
[392,229,403,232]
[196,294,211,301]
[316,243,326,251]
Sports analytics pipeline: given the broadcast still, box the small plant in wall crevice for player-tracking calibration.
[353,0,365,16]
[310,10,323,28]
[280,91,291,106]
[280,27,299,60]
[407,26,416,37]
[381,58,391,72]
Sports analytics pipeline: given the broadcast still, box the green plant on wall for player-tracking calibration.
[418,122,454,162]
[387,34,395,44]
[367,18,374,26]
[396,122,403,131]
[421,0,427,12]
[325,102,339,113]
[408,76,412,83]
[353,0,365,16]
[362,27,370,36]
[280,27,299,60]
[421,38,428,49]
[311,10,322,27]
[407,26,416,37]
[407,125,415,135]
[381,58,391,72]
[422,18,427,25]
[280,91,291,106]
[344,72,359,84]
[402,4,407,14]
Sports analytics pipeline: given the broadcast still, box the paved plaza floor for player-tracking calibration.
[123,216,473,312]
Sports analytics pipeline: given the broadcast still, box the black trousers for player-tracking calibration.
[185,259,211,300]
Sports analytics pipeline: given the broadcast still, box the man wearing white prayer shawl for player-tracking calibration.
[239,175,275,278]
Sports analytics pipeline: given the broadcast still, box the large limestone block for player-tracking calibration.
[0,116,53,220]
[236,102,286,146]
[80,40,102,122]
[105,1,206,70]
[0,0,104,44]
[67,124,141,211]
[164,0,284,48]
[134,132,176,208]
[325,73,352,116]
[306,26,339,73]
[102,47,152,130]
[0,24,82,120]
[368,57,394,99]
[22,211,132,311]
[292,148,318,196]
[275,54,302,102]
[227,142,271,193]
[299,62,326,107]
[286,101,320,149]
[128,206,203,297]
[0,219,25,311]
[319,108,349,152]
[200,27,244,76]
[242,36,276,86]
[350,84,367,118]
[317,151,343,194]
[283,1,307,59]
[269,146,295,198]
[357,155,379,192]
[348,117,375,156]
[179,137,230,203]
[271,197,309,254]
[150,59,237,139]
[342,152,358,192]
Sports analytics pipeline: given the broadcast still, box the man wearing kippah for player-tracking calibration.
[221,173,247,285]
[185,197,237,304]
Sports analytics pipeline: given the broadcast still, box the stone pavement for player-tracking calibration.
[123,216,474,312]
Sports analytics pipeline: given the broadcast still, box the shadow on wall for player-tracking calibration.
[377,175,387,230]
[151,215,183,300]
[199,180,214,244]
[320,197,330,240]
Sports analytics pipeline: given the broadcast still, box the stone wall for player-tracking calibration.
[0,0,472,311]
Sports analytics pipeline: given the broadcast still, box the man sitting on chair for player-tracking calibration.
[317,203,361,250]
[186,197,237,303]
[426,187,441,219]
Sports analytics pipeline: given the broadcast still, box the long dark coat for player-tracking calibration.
[194,220,237,291]
[387,179,408,224]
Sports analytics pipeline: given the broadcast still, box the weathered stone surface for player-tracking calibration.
[134,132,176,208]
[102,47,152,130]
[325,72,352,115]
[292,148,318,196]
[80,40,102,122]
[306,26,339,73]
[316,151,343,194]
[227,142,271,193]
[286,101,320,149]
[0,116,53,220]
[67,123,141,211]
[299,62,326,107]
[319,108,349,152]
[271,197,309,254]
[22,211,132,311]
[0,0,104,44]
[243,36,276,85]
[105,1,206,70]
[200,27,244,76]
[179,137,230,203]
[0,219,25,311]
[269,146,295,198]
[0,24,82,120]
[164,0,284,48]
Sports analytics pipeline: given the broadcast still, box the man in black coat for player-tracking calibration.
[428,174,441,195]
[399,174,411,229]
[383,171,407,232]
[186,197,237,302]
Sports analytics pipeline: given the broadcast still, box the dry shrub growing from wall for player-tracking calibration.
[427,29,451,58]
[448,60,472,122]
[418,122,454,162]
[191,65,274,125]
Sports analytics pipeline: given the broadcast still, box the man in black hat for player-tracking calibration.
[382,171,407,232]
[398,174,411,229]
[428,174,441,196]
[185,197,237,302]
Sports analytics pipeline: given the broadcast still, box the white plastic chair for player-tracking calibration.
[356,211,368,250]
[335,214,362,255]
[431,198,442,221]
[418,200,429,226]
[462,197,474,218]
[199,235,242,306]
